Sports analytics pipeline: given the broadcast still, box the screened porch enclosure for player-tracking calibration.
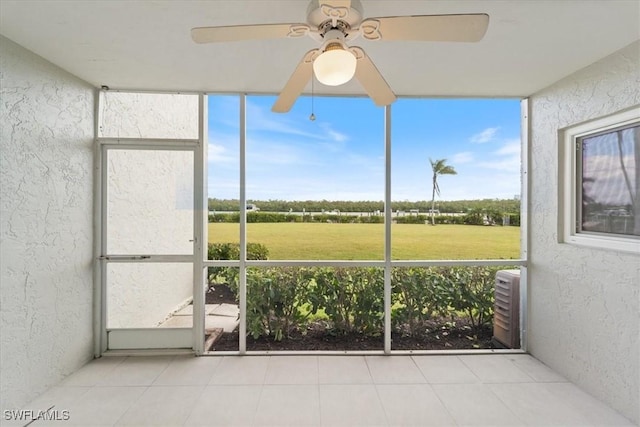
[3,5,638,420]
[97,91,526,354]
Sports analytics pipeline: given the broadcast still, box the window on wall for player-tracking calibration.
[562,107,640,253]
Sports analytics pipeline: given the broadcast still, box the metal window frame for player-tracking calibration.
[520,98,530,352]
[94,91,529,356]
[560,105,640,254]
[203,94,529,355]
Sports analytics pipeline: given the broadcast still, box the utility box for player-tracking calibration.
[493,269,520,349]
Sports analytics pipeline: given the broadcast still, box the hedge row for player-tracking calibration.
[207,246,507,341]
[209,211,519,226]
[208,242,269,260]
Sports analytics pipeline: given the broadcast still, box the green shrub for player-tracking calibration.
[439,266,500,327]
[310,214,359,223]
[313,267,384,335]
[246,267,317,341]
[208,212,239,223]
[246,212,298,223]
[207,242,269,286]
[390,266,506,335]
[434,215,466,225]
[391,268,448,336]
[395,215,428,224]
[462,210,484,225]
[358,215,384,223]
[507,213,520,226]
[207,242,269,261]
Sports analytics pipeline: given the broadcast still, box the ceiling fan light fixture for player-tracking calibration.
[312,43,356,86]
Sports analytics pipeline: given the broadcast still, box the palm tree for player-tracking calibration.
[429,158,457,225]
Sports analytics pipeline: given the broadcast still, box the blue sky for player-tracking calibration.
[208,95,521,201]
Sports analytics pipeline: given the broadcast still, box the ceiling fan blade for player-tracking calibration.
[360,14,489,42]
[272,49,320,113]
[350,47,396,107]
[192,23,306,43]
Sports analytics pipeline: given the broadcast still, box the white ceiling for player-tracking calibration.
[1,0,639,98]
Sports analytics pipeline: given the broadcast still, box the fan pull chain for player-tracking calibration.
[309,70,316,121]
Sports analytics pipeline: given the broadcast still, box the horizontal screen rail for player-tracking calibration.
[203,259,526,268]
[99,255,193,263]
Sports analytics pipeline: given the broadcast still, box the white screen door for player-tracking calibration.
[101,146,197,350]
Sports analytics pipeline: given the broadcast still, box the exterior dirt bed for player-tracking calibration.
[206,283,495,352]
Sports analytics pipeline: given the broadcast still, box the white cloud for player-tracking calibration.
[470,127,500,143]
[477,158,521,173]
[478,142,522,173]
[475,138,522,173]
[246,100,320,139]
[208,178,240,198]
[246,139,303,166]
[319,122,348,143]
[494,139,521,155]
[245,100,353,146]
[452,151,474,164]
[208,143,236,164]
[207,132,239,173]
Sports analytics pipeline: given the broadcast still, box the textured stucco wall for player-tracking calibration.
[528,40,640,423]
[100,91,198,139]
[0,37,94,411]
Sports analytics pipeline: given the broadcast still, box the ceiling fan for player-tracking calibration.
[191,0,489,113]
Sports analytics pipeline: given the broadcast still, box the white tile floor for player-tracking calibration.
[5,354,635,427]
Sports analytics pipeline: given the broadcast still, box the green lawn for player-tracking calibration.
[209,223,520,260]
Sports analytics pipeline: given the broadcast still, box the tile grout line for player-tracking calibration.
[453,355,482,383]
[500,354,537,382]
[365,356,392,426]
[457,354,536,384]
[107,385,150,427]
[250,355,270,425]
[483,382,535,426]
[371,383,392,426]
[89,355,130,388]
[409,354,429,383]
[149,355,177,387]
[317,355,322,427]
[414,355,465,427]
[456,354,480,382]
[107,356,176,426]
[180,384,208,427]
[426,382,460,427]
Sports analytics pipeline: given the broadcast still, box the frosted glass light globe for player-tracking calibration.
[313,46,357,86]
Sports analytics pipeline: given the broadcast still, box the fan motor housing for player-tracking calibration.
[306,0,364,30]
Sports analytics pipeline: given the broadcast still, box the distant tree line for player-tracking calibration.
[208,198,520,214]
[208,211,520,226]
